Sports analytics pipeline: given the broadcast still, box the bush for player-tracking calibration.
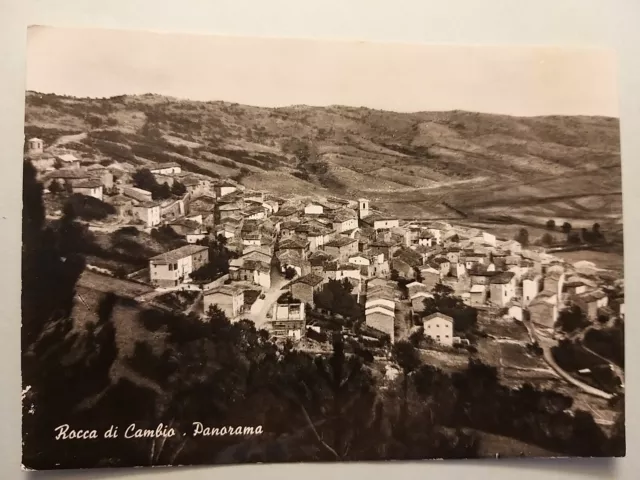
[66,194,116,221]
[115,226,139,237]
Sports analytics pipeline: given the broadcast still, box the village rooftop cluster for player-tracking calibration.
[25,136,625,389]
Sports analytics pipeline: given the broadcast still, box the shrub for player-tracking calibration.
[65,194,116,221]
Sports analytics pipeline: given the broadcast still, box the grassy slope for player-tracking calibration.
[25,92,622,232]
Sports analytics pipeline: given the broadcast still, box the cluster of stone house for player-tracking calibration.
[25,138,228,230]
[30,137,622,341]
[364,278,399,343]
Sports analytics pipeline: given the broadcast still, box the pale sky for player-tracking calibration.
[26,26,618,117]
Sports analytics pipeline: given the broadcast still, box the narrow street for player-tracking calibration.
[247,264,288,329]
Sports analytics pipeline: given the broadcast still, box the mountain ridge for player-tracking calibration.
[24,91,622,232]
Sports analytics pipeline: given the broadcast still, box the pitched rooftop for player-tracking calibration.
[149,244,208,264]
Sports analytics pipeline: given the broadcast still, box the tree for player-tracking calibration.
[561,222,572,234]
[48,179,63,194]
[155,182,172,200]
[171,180,187,196]
[190,235,233,282]
[132,168,157,192]
[390,269,399,281]
[392,340,421,438]
[541,232,555,246]
[515,228,529,246]
[313,279,362,321]
[284,266,297,280]
[414,267,423,283]
[66,193,116,221]
[546,219,556,230]
[591,223,604,242]
[557,305,589,333]
[423,283,478,333]
[207,304,228,326]
[567,232,581,244]
[86,114,103,129]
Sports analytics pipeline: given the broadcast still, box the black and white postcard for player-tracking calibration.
[21,26,625,470]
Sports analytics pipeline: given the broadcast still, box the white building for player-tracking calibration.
[423,312,454,347]
[365,297,395,312]
[203,285,244,321]
[522,274,542,307]
[358,198,370,219]
[271,302,306,340]
[123,186,154,203]
[215,183,237,198]
[369,218,400,230]
[149,244,209,287]
[150,162,182,175]
[304,203,324,215]
[27,137,44,154]
[72,180,103,201]
[365,305,395,343]
[132,201,161,227]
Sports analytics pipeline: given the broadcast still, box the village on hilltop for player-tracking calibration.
[25,134,625,411]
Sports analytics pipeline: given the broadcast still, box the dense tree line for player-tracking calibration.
[544,220,606,245]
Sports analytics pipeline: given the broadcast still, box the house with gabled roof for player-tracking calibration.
[149,244,209,287]
[365,305,395,343]
[324,237,358,262]
[323,262,361,285]
[544,268,566,300]
[277,249,310,277]
[429,256,451,278]
[150,162,181,175]
[55,152,81,169]
[423,312,454,346]
[290,273,325,307]
[572,290,609,321]
[71,179,104,201]
[304,202,324,216]
[528,293,559,328]
[229,256,272,289]
[419,266,441,290]
[489,271,517,307]
[309,250,334,275]
[203,285,244,321]
[410,290,434,313]
[522,272,542,307]
[279,237,311,260]
[132,201,161,227]
[469,284,488,307]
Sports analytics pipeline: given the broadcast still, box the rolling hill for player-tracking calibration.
[24,91,622,235]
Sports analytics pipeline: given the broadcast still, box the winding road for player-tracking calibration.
[524,319,613,400]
